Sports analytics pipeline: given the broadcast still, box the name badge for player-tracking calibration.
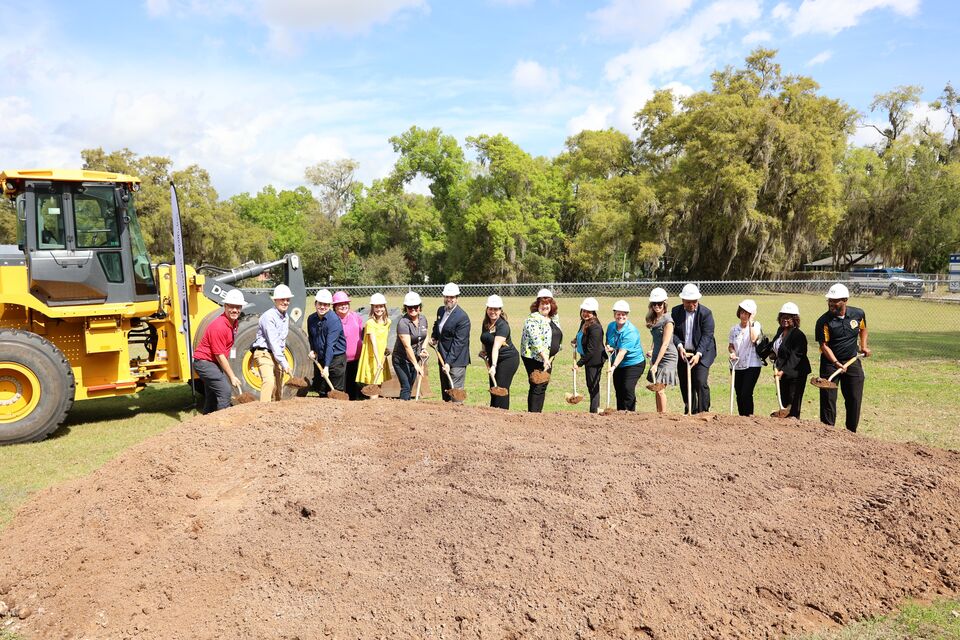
[229,348,237,359]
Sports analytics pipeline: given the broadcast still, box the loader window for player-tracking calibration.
[16,196,26,250]
[37,193,66,249]
[73,187,120,249]
[124,198,157,295]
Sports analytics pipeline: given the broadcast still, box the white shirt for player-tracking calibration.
[684,310,696,351]
[728,322,763,369]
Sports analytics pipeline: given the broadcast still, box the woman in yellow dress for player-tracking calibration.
[357,293,393,392]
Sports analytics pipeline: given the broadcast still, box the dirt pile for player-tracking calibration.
[1,400,959,639]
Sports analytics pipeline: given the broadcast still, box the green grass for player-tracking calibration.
[798,598,960,639]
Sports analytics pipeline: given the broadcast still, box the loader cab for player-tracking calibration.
[4,171,158,306]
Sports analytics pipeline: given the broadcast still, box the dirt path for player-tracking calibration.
[1,399,958,639]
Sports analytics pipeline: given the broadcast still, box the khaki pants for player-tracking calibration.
[252,349,283,402]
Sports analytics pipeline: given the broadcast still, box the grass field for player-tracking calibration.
[0,292,957,639]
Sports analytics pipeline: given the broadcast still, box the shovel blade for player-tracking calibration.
[809,377,838,390]
[284,376,310,389]
[446,388,467,401]
[565,394,584,405]
[646,383,666,392]
[327,390,350,401]
[771,406,792,418]
[530,370,551,384]
[361,384,382,397]
[489,386,509,397]
[232,392,257,405]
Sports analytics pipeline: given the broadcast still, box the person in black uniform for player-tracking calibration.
[814,283,872,432]
[771,302,811,419]
[479,294,520,410]
[572,297,607,414]
[671,283,717,414]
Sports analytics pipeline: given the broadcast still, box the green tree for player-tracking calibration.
[556,129,662,280]
[868,85,922,148]
[0,198,15,245]
[634,49,856,277]
[304,158,360,222]
[231,186,318,257]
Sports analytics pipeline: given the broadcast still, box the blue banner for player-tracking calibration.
[170,182,194,374]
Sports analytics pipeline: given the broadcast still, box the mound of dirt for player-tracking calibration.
[1,400,958,639]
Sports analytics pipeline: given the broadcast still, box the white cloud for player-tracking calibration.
[742,29,771,45]
[259,0,428,33]
[788,0,919,36]
[511,60,560,93]
[771,2,793,20]
[145,0,171,17]
[603,0,761,129]
[806,49,833,66]
[589,0,694,40]
[566,104,616,134]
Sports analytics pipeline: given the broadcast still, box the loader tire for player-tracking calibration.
[0,330,75,444]
[229,316,312,401]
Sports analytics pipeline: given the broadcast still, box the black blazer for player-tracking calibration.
[670,304,717,367]
[433,305,471,367]
[772,326,812,380]
[576,321,607,367]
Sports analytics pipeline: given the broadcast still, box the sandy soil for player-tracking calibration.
[1,399,958,639]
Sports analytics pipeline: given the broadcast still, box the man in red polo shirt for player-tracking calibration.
[194,289,247,413]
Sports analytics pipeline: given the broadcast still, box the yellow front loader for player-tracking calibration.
[0,170,311,444]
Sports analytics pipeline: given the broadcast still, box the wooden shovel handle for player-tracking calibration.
[827,355,862,382]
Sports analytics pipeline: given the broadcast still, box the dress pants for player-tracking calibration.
[613,362,646,411]
[678,360,711,414]
[779,375,806,419]
[439,364,467,403]
[732,366,761,416]
[522,357,549,413]
[819,359,864,432]
[194,359,231,413]
[488,353,519,409]
[584,365,603,414]
[253,349,283,402]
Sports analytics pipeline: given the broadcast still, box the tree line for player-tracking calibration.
[2,50,958,284]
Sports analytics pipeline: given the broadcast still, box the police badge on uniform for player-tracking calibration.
[850,319,859,329]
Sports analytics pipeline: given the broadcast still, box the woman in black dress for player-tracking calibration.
[573,297,607,413]
[479,294,520,409]
[771,302,811,418]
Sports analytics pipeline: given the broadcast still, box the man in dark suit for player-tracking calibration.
[431,282,471,403]
[671,283,717,414]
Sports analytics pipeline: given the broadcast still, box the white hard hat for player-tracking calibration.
[223,289,248,307]
[314,289,333,304]
[403,291,422,307]
[738,299,757,315]
[680,283,702,301]
[370,293,387,306]
[612,299,631,313]
[537,288,553,299]
[272,284,293,300]
[779,302,800,315]
[442,282,460,297]
[826,283,850,299]
[648,287,668,303]
[580,297,599,312]
[486,294,504,308]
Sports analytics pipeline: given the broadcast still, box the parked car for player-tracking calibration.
[847,268,925,298]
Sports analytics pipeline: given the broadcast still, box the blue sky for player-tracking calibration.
[1,0,957,197]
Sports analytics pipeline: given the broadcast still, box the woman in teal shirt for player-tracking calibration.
[605,299,646,411]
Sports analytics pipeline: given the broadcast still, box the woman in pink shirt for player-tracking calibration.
[333,291,364,400]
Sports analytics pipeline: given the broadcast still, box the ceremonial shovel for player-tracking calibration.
[311,357,350,400]
[565,366,583,404]
[685,356,693,415]
[361,357,387,398]
[479,352,508,397]
[529,353,558,385]
[414,354,428,401]
[771,365,791,418]
[432,345,467,401]
[645,363,666,393]
[729,365,736,415]
[231,379,256,404]
[810,355,862,390]
[599,366,615,415]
